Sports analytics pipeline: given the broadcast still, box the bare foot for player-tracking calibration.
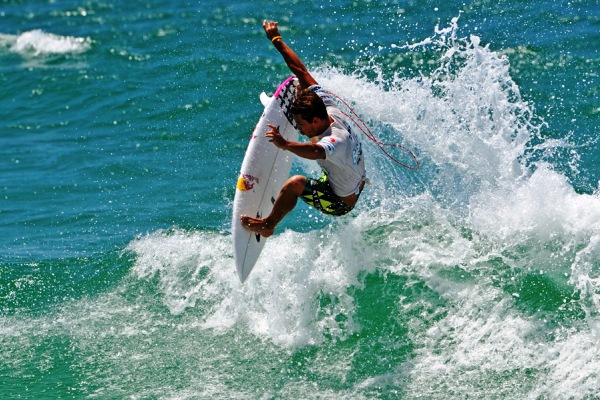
[240,215,276,238]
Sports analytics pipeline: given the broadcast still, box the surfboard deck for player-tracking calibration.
[232,76,298,283]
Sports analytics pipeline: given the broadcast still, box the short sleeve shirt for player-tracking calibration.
[309,85,366,197]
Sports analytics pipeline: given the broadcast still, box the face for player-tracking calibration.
[293,114,319,137]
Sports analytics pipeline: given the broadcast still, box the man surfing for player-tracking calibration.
[241,20,367,237]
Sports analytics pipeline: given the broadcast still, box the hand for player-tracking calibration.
[266,124,288,149]
[263,20,281,42]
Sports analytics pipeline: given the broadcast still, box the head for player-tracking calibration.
[291,89,329,137]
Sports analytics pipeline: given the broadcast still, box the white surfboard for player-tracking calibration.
[232,76,298,283]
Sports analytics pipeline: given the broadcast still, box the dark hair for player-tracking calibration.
[291,89,328,122]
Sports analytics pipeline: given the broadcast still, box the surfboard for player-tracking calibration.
[232,76,298,283]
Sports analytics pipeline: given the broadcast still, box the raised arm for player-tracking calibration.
[263,20,318,89]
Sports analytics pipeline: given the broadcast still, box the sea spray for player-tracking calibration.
[0,0,597,397]
[126,226,366,348]
[121,17,600,398]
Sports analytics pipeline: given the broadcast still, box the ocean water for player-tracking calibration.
[1,0,599,398]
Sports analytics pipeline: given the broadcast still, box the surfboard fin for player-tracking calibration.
[259,92,271,107]
[254,211,261,242]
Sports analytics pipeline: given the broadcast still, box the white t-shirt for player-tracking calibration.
[310,85,366,197]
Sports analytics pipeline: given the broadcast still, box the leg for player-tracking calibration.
[240,175,306,238]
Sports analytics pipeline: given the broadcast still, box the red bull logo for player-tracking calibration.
[236,174,259,191]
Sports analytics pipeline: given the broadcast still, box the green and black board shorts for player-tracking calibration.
[300,175,355,216]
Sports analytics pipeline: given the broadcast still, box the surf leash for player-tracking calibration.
[325,90,420,171]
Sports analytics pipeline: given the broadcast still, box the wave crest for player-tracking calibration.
[0,29,91,57]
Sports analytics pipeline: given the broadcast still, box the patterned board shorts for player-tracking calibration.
[299,175,355,216]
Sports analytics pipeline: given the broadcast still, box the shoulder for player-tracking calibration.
[317,126,348,157]
[307,85,337,108]
[317,136,336,157]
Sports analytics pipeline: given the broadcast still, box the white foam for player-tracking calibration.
[120,17,599,396]
[125,226,368,348]
[318,29,534,195]
[309,19,600,397]
[1,29,91,57]
[316,18,600,312]
[126,229,233,316]
[468,166,600,318]
[378,283,600,399]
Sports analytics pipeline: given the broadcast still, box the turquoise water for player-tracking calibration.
[1,0,599,398]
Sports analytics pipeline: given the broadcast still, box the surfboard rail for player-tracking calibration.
[231,76,298,283]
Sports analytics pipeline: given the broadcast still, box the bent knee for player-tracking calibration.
[283,175,307,195]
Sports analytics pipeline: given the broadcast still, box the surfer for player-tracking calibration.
[241,20,367,238]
